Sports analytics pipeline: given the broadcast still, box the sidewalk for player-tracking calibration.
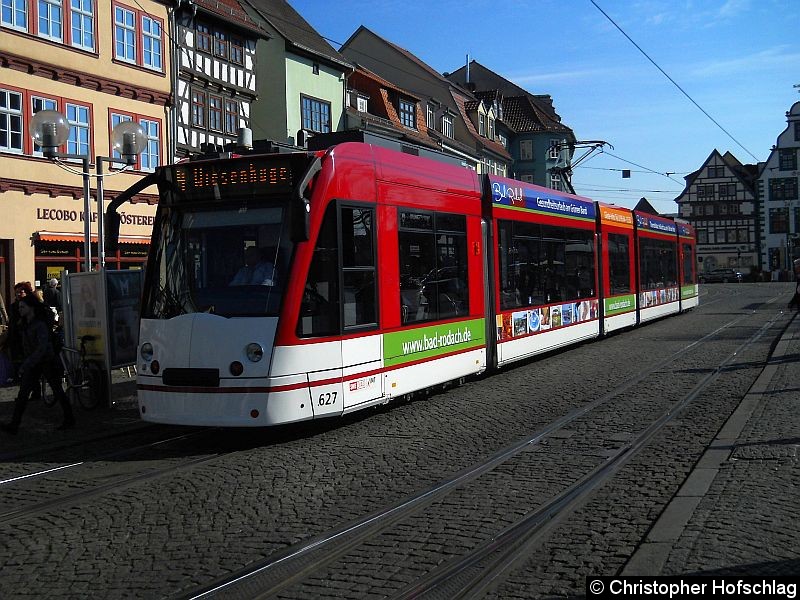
[0,368,143,448]
[624,310,800,576]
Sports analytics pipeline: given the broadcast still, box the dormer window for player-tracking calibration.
[399,98,415,129]
[478,114,485,136]
[442,113,454,139]
[488,117,495,140]
[357,95,368,113]
[312,62,319,75]
[426,103,435,129]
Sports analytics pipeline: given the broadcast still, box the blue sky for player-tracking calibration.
[289,0,799,212]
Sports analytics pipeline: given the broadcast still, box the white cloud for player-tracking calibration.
[689,46,800,77]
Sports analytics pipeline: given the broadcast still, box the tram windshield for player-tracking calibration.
[142,205,291,318]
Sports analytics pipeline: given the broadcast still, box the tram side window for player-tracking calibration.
[608,233,631,294]
[341,206,377,330]
[564,228,595,300]
[638,238,678,290]
[398,210,468,323]
[498,221,595,310]
[682,243,694,284]
[297,203,340,337]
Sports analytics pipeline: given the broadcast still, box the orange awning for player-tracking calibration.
[35,232,150,245]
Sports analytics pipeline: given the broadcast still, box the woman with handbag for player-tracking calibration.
[0,294,74,434]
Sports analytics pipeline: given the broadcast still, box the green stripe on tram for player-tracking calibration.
[384,318,486,367]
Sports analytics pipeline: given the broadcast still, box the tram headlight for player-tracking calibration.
[246,343,264,362]
[140,343,154,361]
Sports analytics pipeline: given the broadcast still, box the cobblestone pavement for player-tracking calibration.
[0,283,797,599]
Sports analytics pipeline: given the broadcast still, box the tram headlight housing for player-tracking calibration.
[246,343,264,362]
[140,343,154,361]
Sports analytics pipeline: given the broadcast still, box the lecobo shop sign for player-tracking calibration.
[37,209,154,226]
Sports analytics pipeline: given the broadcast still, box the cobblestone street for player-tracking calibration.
[0,283,798,599]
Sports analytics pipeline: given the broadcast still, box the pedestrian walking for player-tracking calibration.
[5,282,34,384]
[0,294,74,434]
[43,277,63,320]
[789,259,800,312]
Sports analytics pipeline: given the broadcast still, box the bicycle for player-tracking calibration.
[42,335,103,410]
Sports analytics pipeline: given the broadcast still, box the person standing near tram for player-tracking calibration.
[0,294,74,434]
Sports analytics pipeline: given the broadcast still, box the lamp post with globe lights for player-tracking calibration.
[29,110,146,271]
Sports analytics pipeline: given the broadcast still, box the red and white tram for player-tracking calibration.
[107,141,697,427]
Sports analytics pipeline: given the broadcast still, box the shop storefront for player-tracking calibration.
[33,233,150,287]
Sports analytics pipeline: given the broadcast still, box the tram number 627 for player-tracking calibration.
[318,391,337,406]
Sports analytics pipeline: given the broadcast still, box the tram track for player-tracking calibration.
[176,300,786,600]
[0,429,226,525]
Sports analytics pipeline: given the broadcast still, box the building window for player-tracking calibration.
[196,22,211,53]
[696,229,707,244]
[707,165,724,177]
[2,0,28,30]
[38,0,63,41]
[770,178,798,201]
[718,183,736,197]
[696,184,715,198]
[230,36,244,65]
[520,139,533,161]
[111,111,159,171]
[441,113,453,139]
[488,117,495,140]
[224,100,239,135]
[549,172,562,190]
[213,29,228,59]
[498,131,508,148]
[142,15,162,70]
[399,98,415,129]
[549,139,561,160]
[139,118,159,171]
[113,5,135,62]
[301,95,331,133]
[0,89,23,153]
[426,103,435,129]
[779,149,797,171]
[114,3,163,71]
[521,174,534,183]
[70,0,94,50]
[191,90,206,127]
[65,102,89,156]
[312,62,319,75]
[770,207,788,234]
[32,95,57,155]
[478,114,486,136]
[208,96,222,131]
[356,96,367,113]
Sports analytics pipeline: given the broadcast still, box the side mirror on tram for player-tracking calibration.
[291,156,322,242]
[105,209,121,254]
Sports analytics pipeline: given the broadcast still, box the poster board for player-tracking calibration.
[105,270,142,369]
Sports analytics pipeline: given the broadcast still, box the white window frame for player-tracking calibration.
[549,172,562,190]
[441,113,453,139]
[66,101,90,156]
[139,118,159,171]
[32,95,58,155]
[110,112,132,160]
[399,98,415,129]
[356,96,368,113]
[38,0,63,42]
[2,0,28,31]
[549,139,561,160]
[142,15,162,70]
[426,103,435,129]
[69,0,94,50]
[0,89,24,153]
[114,5,136,63]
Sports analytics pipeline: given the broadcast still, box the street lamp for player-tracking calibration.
[29,109,146,270]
